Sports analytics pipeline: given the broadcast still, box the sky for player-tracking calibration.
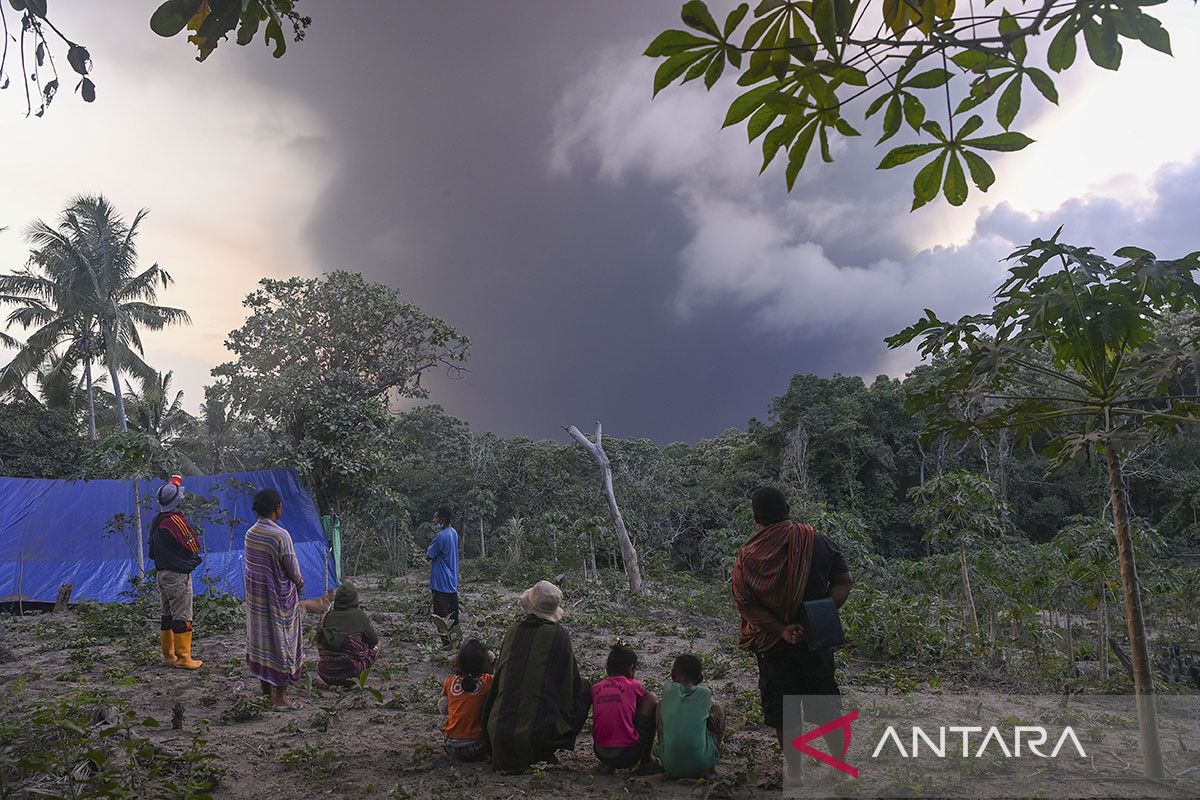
[1,1,1198,443]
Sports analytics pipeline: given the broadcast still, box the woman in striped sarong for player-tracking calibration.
[244,488,306,710]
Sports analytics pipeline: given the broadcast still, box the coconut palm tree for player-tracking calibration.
[125,369,191,443]
[0,247,103,437]
[1,195,190,435]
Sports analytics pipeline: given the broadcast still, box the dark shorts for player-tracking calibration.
[445,738,488,762]
[756,641,840,729]
[594,713,655,770]
[432,590,459,623]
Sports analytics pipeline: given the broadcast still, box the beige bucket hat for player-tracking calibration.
[520,580,564,623]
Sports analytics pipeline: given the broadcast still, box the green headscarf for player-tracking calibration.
[315,583,379,651]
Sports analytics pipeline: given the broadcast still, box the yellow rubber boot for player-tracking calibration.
[172,630,203,670]
[160,631,178,665]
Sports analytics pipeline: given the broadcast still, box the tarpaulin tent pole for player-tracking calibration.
[321,515,340,585]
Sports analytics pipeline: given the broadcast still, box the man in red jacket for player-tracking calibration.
[148,475,204,669]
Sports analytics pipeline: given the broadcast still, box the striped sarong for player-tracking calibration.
[244,518,304,686]
[317,635,377,687]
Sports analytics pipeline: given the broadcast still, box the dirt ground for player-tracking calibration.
[1,573,787,799]
[2,573,1197,799]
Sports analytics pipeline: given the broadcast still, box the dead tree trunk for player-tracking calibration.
[566,422,643,594]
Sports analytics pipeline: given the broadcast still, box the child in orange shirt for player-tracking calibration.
[440,638,493,762]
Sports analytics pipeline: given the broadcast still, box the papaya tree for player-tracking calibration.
[909,470,1000,637]
[888,232,1200,779]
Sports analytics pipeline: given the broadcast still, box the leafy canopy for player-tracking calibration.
[887,231,1200,466]
[150,0,311,62]
[211,271,469,513]
[646,0,1181,209]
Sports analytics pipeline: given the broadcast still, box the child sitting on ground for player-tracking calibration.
[314,583,380,687]
[440,638,493,762]
[591,642,659,773]
[655,653,724,778]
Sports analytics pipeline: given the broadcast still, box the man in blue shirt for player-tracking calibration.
[427,506,460,648]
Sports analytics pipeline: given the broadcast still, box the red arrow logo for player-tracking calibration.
[791,708,859,779]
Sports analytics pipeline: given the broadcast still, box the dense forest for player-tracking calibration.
[4,361,1199,576]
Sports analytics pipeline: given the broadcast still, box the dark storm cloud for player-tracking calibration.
[235,2,1199,444]
[234,1,893,442]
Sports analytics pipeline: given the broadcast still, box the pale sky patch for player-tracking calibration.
[0,4,332,412]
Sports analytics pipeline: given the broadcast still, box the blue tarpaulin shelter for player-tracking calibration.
[0,469,335,603]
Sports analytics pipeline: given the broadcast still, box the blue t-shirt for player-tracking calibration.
[427,526,459,593]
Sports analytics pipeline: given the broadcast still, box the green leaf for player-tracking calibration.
[1114,245,1155,259]
[681,0,721,37]
[786,121,820,189]
[704,53,726,88]
[879,96,902,143]
[812,0,839,55]
[741,12,778,50]
[951,50,1003,73]
[1047,22,1078,72]
[902,94,926,130]
[746,103,779,140]
[236,0,263,46]
[965,131,1034,151]
[912,151,947,211]
[921,120,948,141]
[263,15,286,59]
[996,75,1022,130]
[865,91,889,119]
[943,152,968,206]
[1084,17,1122,71]
[725,3,750,37]
[724,84,776,127]
[685,52,717,82]
[150,0,205,37]
[66,45,91,76]
[833,117,860,137]
[878,142,941,169]
[1123,10,1171,55]
[962,150,996,191]
[834,0,853,33]
[999,10,1027,64]
[828,65,868,86]
[653,50,706,96]
[1026,68,1059,104]
[957,114,984,139]
[819,125,832,162]
[645,29,714,57]
[761,120,801,172]
[905,68,953,89]
[765,91,808,114]
[24,0,45,18]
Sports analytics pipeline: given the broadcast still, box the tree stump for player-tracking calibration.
[54,583,74,613]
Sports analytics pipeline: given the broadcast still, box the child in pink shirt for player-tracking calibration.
[591,643,659,772]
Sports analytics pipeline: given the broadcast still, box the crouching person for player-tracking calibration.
[592,643,659,773]
[148,475,203,670]
[482,581,591,773]
[440,639,494,762]
[315,582,380,687]
[656,654,724,779]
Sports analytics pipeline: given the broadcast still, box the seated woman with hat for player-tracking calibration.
[481,580,591,773]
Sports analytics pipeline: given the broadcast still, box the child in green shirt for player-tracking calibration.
[655,653,725,778]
